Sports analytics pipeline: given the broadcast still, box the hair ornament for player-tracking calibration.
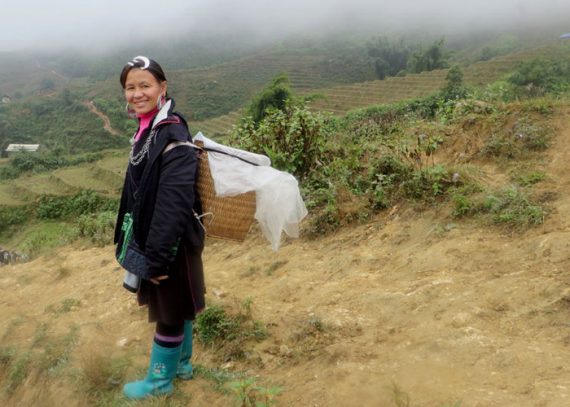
[127,56,151,69]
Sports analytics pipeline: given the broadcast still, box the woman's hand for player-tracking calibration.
[150,275,169,285]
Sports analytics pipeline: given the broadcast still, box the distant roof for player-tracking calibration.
[560,33,570,39]
[5,144,40,152]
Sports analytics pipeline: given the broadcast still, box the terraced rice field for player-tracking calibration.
[95,153,128,179]
[193,44,567,132]
[14,173,78,196]
[52,165,122,195]
[0,184,27,206]
[190,111,242,138]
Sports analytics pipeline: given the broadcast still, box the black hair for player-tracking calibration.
[119,56,167,89]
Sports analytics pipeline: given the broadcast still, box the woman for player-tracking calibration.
[114,56,205,399]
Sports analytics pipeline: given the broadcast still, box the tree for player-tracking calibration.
[442,65,468,99]
[408,38,449,73]
[246,74,292,125]
[366,37,412,79]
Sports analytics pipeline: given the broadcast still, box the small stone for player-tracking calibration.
[279,345,292,357]
[116,337,129,347]
[212,288,226,298]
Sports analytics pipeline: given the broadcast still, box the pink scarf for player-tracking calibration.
[134,108,158,142]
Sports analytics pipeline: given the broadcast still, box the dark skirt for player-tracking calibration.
[137,243,205,325]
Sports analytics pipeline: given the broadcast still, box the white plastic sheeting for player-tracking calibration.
[194,133,308,250]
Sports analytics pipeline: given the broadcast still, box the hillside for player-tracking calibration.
[191,43,568,136]
[2,33,570,407]
[1,104,570,406]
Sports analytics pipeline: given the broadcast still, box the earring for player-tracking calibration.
[157,94,166,110]
[125,102,137,119]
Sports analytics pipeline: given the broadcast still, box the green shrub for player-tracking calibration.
[507,57,570,96]
[75,210,116,246]
[246,73,293,125]
[0,206,31,234]
[19,223,75,258]
[195,301,267,361]
[484,187,545,229]
[36,190,118,220]
[231,102,329,179]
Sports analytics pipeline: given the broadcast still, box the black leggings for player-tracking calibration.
[156,321,184,337]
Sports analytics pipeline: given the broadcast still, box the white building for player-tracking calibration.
[5,144,41,153]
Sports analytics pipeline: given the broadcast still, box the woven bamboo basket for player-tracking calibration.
[194,140,256,242]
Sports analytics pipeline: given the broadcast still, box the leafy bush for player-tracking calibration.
[231,102,329,179]
[507,57,570,96]
[453,186,545,230]
[0,205,31,234]
[246,74,293,125]
[195,301,267,361]
[75,210,116,246]
[481,117,550,159]
[2,151,103,179]
[37,190,118,220]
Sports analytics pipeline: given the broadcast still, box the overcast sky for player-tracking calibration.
[1,0,570,52]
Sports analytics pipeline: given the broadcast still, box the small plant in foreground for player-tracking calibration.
[230,376,282,407]
[194,300,268,361]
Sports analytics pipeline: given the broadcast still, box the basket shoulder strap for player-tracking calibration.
[163,141,202,155]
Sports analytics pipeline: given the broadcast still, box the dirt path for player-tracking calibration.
[1,111,570,406]
[83,100,122,137]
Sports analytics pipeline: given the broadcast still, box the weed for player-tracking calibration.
[5,352,31,395]
[230,376,282,407]
[265,260,288,276]
[0,347,16,371]
[46,298,81,315]
[37,324,79,377]
[484,187,545,230]
[512,170,547,186]
[388,382,412,407]
[194,364,243,393]
[31,322,49,347]
[481,117,550,159]
[194,301,268,362]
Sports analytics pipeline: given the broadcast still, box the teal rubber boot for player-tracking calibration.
[124,342,182,399]
[176,320,193,380]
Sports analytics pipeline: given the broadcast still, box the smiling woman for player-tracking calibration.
[114,56,205,400]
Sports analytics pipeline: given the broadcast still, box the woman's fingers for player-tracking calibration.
[150,275,169,285]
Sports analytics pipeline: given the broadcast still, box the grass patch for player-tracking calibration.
[4,352,31,395]
[81,353,130,396]
[230,376,282,407]
[194,364,243,393]
[45,298,81,315]
[36,324,79,377]
[453,186,545,230]
[194,299,268,362]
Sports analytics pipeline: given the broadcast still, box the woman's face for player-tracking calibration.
[124,68,167,115]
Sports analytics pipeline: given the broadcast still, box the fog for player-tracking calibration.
[2,0,570,52]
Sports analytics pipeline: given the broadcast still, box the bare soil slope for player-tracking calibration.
[2,111,570,407]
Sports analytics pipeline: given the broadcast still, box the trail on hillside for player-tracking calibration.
[1,110,570,406]
[83,100,122,137]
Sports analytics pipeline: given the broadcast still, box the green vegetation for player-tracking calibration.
[0,190,118,257]
[0,89,128,156]
[0,151,103,180]
[194,300,268,362]
[246,74,293,125]
[366,37,449,80]
[230,377,281,407]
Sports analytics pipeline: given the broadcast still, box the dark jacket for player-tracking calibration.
[114,99,204,280]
